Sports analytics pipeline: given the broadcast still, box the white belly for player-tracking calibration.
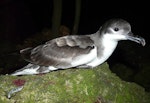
[87,40,118,67]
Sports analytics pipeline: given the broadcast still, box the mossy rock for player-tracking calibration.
[0,63,149,103]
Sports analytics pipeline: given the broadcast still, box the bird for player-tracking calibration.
[11,18,146,76]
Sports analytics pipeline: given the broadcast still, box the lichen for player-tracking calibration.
[0,63,149,103]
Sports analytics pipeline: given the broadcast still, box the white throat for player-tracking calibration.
[86,33,118,67]
[100,34,118,60]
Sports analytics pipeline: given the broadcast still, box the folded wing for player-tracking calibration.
[20,35,97,68]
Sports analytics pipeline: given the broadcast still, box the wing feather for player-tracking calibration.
[21,35,96,68]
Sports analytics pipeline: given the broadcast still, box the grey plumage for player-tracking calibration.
[11,18,146,76]
[21,36,95,68]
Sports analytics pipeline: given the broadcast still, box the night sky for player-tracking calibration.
[0,0,150,44]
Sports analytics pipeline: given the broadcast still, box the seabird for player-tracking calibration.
[11,18,146,76]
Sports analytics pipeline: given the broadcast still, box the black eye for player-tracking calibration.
[114,27,119,31]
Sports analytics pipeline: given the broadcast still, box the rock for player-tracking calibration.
[0,63,149,103]
[109,42,150,92]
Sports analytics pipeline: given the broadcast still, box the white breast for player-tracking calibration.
[99,37,118,62]
[86,34,118,67]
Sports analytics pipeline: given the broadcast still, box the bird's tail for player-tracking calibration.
[11,63,40,76]
[11,63,58,76]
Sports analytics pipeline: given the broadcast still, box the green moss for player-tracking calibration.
[0,63,150,103]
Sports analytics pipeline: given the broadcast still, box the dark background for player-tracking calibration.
[0,0,150,91]
[0,0,149,43]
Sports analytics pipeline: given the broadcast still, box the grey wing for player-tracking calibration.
[22,35,97,68]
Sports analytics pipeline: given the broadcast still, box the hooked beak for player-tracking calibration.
[126,32,146,46]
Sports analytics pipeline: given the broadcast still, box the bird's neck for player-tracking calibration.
[90,31,118,58]
[98,34,118,59]
[94,32,118,59]
[86,32,118,67]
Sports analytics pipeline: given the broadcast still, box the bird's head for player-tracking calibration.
[100,18,146,46]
